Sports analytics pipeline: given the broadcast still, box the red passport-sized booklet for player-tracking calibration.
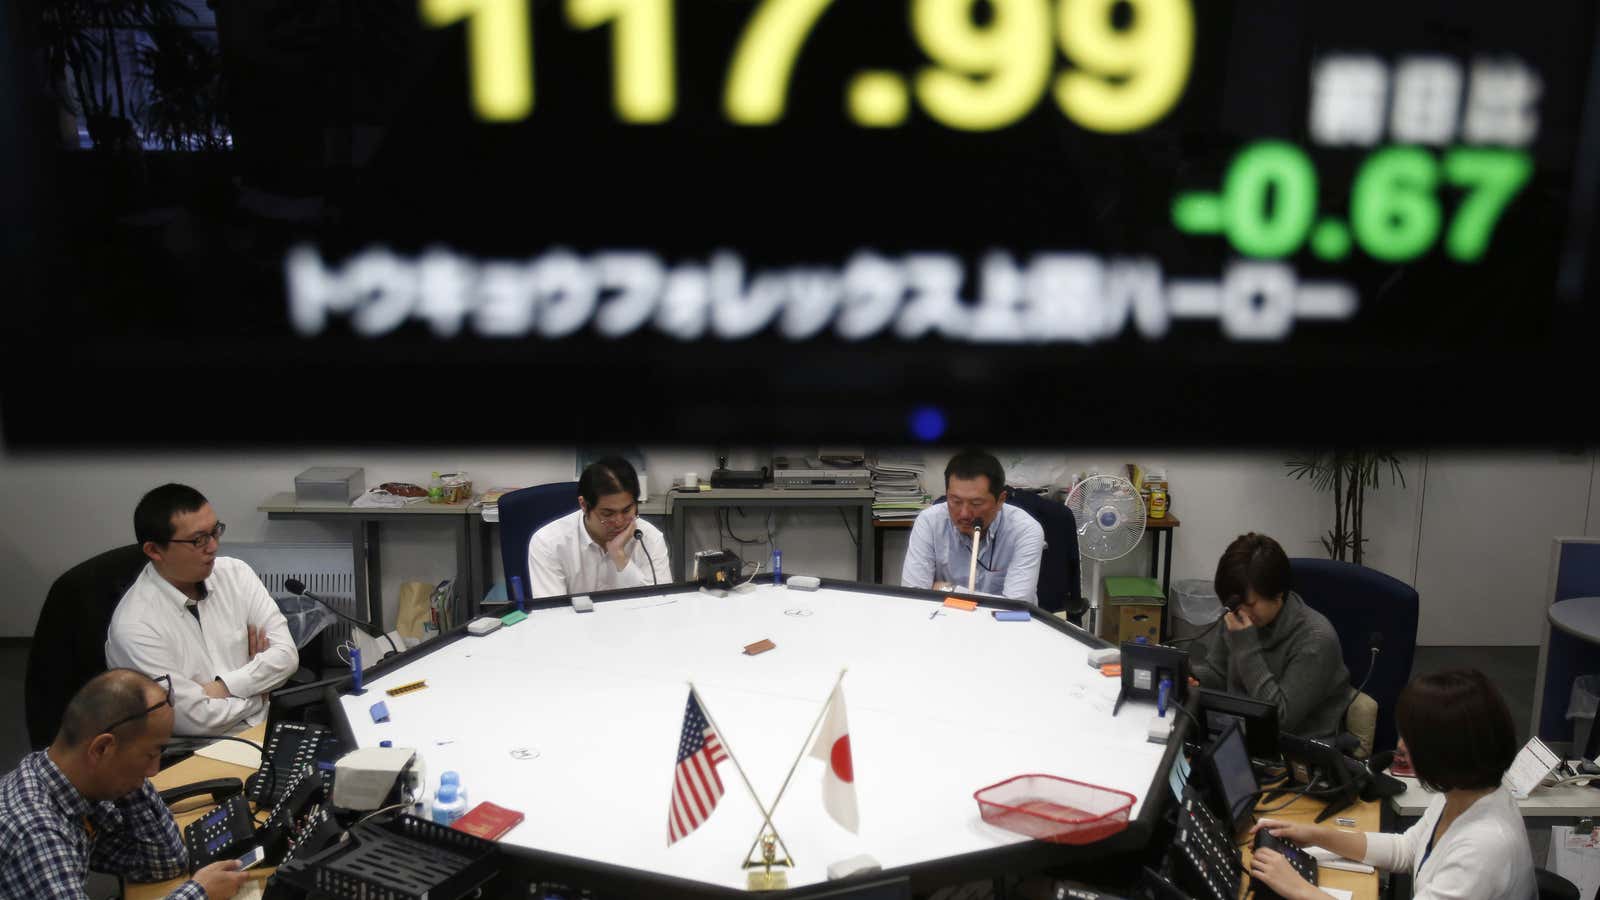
[450,802,525,840]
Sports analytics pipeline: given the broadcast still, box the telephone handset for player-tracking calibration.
[160,777,243,808]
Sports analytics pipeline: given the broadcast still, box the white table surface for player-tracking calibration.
[1550,597,1600,643]
[340,584,1171,891]
[1390,775,1600,818]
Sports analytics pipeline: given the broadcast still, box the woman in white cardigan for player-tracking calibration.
[1250,668,1535,900]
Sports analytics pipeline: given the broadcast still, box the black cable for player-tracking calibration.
[172,733,265,756]
[722,508,767,545]
[634,529,659,585]
[1340,646,1381,743]
[1253,780,1317,813]
[171,733,271,808]
[1171,699,1206,737]
[838,508,859,548]
[1168,615,1222,646]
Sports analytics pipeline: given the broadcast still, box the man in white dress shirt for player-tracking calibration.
[105,484,298,736]
[526,457,671,599]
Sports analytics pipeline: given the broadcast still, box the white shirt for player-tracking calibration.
[105,557,298,736]
[526,509,672,599]
[900,503,1045,603]
[1363,786,1535,900]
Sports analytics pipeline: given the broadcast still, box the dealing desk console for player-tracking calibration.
[322,578,1193,897]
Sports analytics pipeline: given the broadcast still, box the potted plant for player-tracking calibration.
[137,21,227,152]
[1284,451,1406,565]
[37,0,191,150]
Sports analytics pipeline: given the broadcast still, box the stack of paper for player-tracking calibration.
[475,487,522,523]
[869,454,928,521]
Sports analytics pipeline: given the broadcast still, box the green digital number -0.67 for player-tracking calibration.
[1173,141,1532,264]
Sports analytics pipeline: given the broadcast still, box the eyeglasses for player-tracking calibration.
[166,522,225,549]
[594,503,637,523]
[99,674,173,735]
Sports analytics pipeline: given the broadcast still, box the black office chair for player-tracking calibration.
[497,481,581,601]
[1537,867,1579,900]
[1003,487,1083,617]
[25,544,149,749]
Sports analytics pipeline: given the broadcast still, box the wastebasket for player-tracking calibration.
[1169,578,1222,643]
[275,595,338,649]
[1569,675,1600,758]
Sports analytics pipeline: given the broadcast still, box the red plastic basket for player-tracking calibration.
[973,774,1135,845]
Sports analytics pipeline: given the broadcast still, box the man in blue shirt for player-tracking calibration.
[900,450,1045,603]
[0,669,250,899]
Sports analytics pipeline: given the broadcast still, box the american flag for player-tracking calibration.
[667,691,728,845]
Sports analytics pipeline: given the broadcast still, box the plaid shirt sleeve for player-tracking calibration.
[92,781,206,900]
[0,816,95,899]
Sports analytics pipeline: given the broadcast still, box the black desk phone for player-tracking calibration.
[1250,830,1319,900]
[1169,789,1244,900]
[164,779,254,870]
[247,721,339,807]
[168,720,343,872]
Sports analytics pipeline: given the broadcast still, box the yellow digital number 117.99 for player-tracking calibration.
[419,0,532,122]
[913,0,1192,133]
[1055,0,1193,134]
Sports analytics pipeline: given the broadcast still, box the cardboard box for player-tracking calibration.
[294,466,365,502]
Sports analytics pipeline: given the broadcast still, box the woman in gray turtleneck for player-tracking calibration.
[1190,533,1354,739]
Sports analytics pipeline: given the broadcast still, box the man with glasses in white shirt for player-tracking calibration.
[526,457,671,599]
[106,484,298,736]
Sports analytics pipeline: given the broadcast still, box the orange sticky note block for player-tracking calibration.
[1100,664,1122,677]
[943,597,978,611]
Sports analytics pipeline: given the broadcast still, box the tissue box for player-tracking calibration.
[294,467,365,502]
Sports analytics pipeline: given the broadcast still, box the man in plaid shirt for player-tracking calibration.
[0,669,250,898]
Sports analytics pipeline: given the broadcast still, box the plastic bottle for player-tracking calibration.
[432,782,467,826]
[440,770,467,807]
[771,549,782,585]
[428,471,445,504]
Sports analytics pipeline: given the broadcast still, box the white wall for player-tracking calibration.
[1,444,1592,645]
[0,448,577,637]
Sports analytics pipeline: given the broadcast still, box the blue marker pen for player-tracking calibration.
[351,645,364,695]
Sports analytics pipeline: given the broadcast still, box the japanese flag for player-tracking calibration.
[807,685,859,833]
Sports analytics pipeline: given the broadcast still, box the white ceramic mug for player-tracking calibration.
[684,471,699,488]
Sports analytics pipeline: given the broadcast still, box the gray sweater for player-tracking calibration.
[1190,591,1353,739]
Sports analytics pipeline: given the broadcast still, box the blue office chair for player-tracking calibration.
[1004,487,1083,617]
[1289,557,1418,753]
[497,482,580,602]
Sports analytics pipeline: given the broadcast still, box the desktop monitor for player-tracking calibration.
[1190,720,1259,838]
[1114,641,1191,717]
[1197,688,1281,762]
[1278,733,1353,793]
[267,674,348,731]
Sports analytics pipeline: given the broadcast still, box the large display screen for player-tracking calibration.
[5,1,1597,444]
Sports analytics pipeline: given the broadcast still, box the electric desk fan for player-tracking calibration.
[1064,474,1148,636]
